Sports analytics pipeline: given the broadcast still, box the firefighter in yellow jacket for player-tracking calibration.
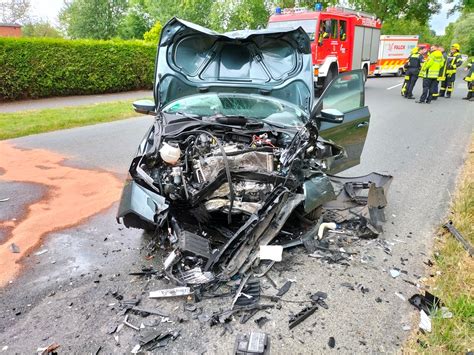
[401,47,424,99]
[439,44,463,98]
[463,58,474,101]
[417,49,445,104]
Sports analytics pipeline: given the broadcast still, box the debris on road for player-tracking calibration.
[34,249,48,256]
[443,221,474,257]
[0,197,10,202]
[419,309,432,333]
[234,331,269,355]
[259,245,283,262]
[276,281,293,297]
[408,291,442,315]
[37,342,60,355]
[149,287,192,299]
[328,336,336,348]
[389,269,401,278]
[9,243,20,253]
[289,303,318,330]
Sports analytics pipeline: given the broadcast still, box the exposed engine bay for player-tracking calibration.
[118,113,392,287]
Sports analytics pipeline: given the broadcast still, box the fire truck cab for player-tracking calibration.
[268,6,382,91]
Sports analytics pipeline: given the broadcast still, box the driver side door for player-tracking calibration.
[312,70,370,174]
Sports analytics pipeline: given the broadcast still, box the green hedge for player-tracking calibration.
[0,37,156,101]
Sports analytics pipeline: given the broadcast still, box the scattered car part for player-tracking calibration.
[443,221,474,257]
[259,245,283,262]
[276,281,293,297]
[233,277,261,309]
[289,304,318,330]
[254,316,270,328]
[149,287,192,298]
[328,337,336,349]
[130,306,169,317]
[234,331,270,355]
[419,309,432,333]
[318,222,338,239]
[408,291,442,315]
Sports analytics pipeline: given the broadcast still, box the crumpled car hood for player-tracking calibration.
[154,18,314,114]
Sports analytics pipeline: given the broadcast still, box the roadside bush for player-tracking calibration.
[0,37,156,101]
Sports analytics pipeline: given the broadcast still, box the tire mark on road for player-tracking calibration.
[0,142,123,286]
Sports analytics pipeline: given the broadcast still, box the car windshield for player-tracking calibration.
[268,20,317,41]
[162,93,307,127]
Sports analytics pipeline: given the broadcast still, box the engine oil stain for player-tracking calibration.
[0,142,123,286]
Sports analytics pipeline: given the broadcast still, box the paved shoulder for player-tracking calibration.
[0,90,153,113]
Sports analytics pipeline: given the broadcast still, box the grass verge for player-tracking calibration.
[0,100,139,140]
[406,137,473,352]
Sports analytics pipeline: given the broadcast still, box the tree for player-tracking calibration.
[446,0,474,16]
[451,12,474,55]
[144,0,214,28]
[381,18,436,44]
[143,20,162,42]
[209,0,269,32]
[59,0,128,39]
[117,0,153,39]
[0,0,30,23]
[22,20,62,37]
[347,0,441,23]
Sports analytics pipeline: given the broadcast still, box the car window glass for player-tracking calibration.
[163,94,306,127]
[339,20,346,41]
[330,19,338,39]
[322,72,364,113]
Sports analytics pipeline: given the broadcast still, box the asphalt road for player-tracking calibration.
[0,75,472,353]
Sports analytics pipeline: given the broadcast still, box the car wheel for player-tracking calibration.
[396,68,404,77]
[363,66,368,82]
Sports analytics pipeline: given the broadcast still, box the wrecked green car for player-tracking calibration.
[117,18,390,284]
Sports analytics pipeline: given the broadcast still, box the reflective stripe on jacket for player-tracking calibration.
[420,51,445,79]
[446,52,463,75]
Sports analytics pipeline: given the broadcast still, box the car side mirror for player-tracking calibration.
[319,108,344,123]
[133,100,156,115]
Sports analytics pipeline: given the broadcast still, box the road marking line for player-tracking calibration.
[387,83,403,90]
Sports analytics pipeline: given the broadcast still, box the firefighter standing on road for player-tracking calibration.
[431,46,445,100]
[439,44,463,98]
[401,47,424,99]
[463,58,474,101]
[416,48,445,104]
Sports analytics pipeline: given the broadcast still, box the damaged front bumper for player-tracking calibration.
[118,171,393,288]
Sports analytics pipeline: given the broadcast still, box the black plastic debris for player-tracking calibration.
[130,306,169,317]
[443,221,474,257]
[234,278,261,308]
[254,316,270,328]
[276,281,292,297]
[289,304,318,330]
[129,267,160,276]
[409,292,442,315]
[234,332,269,355]
[310,291,328,309]
[328,336,336,348]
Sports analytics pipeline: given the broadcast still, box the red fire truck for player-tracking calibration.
[268,6,382,90]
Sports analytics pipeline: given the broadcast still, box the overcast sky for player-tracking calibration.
[30,0,459,35]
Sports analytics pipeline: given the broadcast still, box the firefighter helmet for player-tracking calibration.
[451,43,460,51]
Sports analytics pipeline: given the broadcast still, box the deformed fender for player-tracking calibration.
[117,179,169,230]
